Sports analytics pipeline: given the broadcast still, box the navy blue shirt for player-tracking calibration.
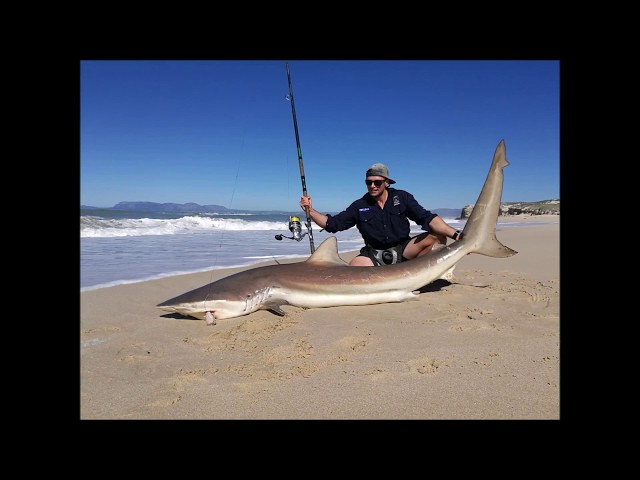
[325,187,438,250]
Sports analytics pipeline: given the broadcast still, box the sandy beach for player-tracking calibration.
[80,215,560,420]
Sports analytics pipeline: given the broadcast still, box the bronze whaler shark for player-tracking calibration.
[157,140,517,325]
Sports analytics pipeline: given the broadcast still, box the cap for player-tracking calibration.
[366,163,396,184]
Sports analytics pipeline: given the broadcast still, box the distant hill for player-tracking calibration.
[110,201,234,213]
[432,208,461,218]
[82,201,558,218]
[81,201,466,216]
[81,201,259,214]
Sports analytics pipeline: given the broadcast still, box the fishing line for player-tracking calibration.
[210,132,244,268]
[202,93,248,296]
[196,129,246,320]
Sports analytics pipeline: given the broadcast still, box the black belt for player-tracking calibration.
[368,246,402,266]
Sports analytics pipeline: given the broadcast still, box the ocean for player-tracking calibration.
[80,209,545,292]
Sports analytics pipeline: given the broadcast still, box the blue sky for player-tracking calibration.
[80,60,559,212]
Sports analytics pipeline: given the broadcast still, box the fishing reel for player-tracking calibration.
[275,215,308,242]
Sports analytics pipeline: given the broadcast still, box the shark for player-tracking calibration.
[157,139,517,325]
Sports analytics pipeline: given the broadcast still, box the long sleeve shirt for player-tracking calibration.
[324,187,438,250]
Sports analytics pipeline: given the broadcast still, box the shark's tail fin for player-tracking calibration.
[461,140,518,259]
[475,234,518,258]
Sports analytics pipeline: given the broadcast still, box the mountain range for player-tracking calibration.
[80,201,464,218]
[80,200,559,218]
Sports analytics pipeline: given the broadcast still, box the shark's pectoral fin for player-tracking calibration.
[266,305,287,316]
[440,265,456,281]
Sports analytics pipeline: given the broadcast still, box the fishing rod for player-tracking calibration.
[280,60,316,253]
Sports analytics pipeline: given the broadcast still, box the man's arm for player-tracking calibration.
[300,196,328,228]
[428,215,461,240]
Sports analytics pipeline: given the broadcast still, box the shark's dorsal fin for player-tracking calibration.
[305,236,349,266]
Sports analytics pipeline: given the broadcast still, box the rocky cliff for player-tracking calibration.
[460,199,559,219]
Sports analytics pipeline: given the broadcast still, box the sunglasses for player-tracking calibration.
[365,179,386,187]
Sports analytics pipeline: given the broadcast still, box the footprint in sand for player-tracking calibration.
[406,357,443,375]
[202,315,299,353]
[336,335,371,352]
[144,367,220,410]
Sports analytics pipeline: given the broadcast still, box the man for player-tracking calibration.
[299,163,463,266]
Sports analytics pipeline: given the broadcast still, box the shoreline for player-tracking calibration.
[81,219,559,419]
[81,214,559,293]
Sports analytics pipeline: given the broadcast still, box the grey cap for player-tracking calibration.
[366,163,396,184]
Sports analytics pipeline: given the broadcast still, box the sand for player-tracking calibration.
[80,215,560,419]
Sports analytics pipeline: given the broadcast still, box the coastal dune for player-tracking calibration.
[80,216,559,419]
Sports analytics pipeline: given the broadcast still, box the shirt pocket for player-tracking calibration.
[358,209,376,224]
[388,202,407,217]
[387,209,408,230]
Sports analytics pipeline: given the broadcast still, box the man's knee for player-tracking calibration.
[433,233,447,246]
[426,234,448,250]
[414,234,446,256]
[350,255,374,266]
